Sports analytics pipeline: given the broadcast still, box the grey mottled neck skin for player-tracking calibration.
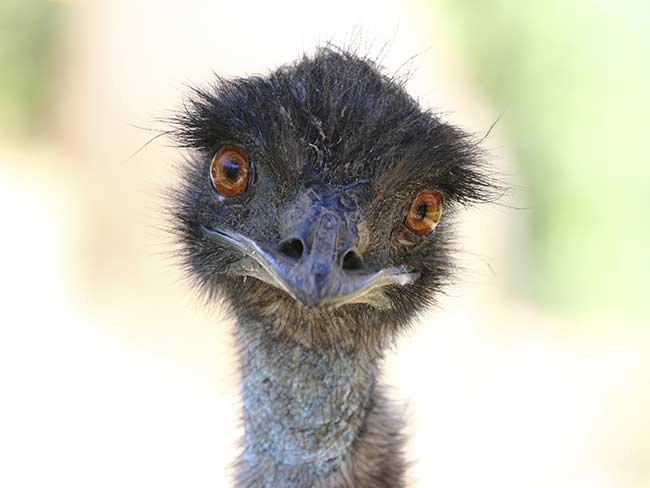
[235,317,406,488]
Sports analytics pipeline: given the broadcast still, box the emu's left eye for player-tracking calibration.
[210,146,250,197]
[405,191,443,236]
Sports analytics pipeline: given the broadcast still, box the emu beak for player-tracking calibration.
[202,221,418,309]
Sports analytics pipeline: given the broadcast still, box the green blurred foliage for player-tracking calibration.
[438,0,650,317]
[0,0,64,138]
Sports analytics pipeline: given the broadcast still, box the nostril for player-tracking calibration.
[278,237,305,260]
[342,249,363,271]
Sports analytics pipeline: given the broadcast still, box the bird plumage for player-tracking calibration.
[168,46,495,487]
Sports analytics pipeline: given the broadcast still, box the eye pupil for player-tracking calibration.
[415,204,428,219]
[223,159,241,181]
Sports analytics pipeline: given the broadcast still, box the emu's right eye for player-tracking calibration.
[210,146,250,197]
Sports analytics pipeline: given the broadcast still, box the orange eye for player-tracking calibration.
[210,146,250,197]
[405,191,443,236]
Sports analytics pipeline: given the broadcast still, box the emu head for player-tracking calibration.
[170,48,494,350]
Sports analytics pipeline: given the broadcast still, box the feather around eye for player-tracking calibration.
[405,191,443,236]
[210,145,250,197]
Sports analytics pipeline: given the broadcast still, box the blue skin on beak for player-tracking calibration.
[202,186,418,309]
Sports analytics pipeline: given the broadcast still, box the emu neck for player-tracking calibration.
[236,318,379,486]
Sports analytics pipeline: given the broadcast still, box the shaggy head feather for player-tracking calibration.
[168,46,495,352]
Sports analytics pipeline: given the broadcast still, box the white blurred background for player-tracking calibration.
[1,0,648,487]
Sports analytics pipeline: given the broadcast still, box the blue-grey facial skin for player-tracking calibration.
[169,47,495,487]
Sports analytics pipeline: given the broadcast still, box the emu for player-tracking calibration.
[169,47,494,487]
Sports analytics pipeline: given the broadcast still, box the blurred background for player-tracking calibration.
[0,0,648,486]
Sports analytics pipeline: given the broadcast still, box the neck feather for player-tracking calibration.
[234,316,406,488]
